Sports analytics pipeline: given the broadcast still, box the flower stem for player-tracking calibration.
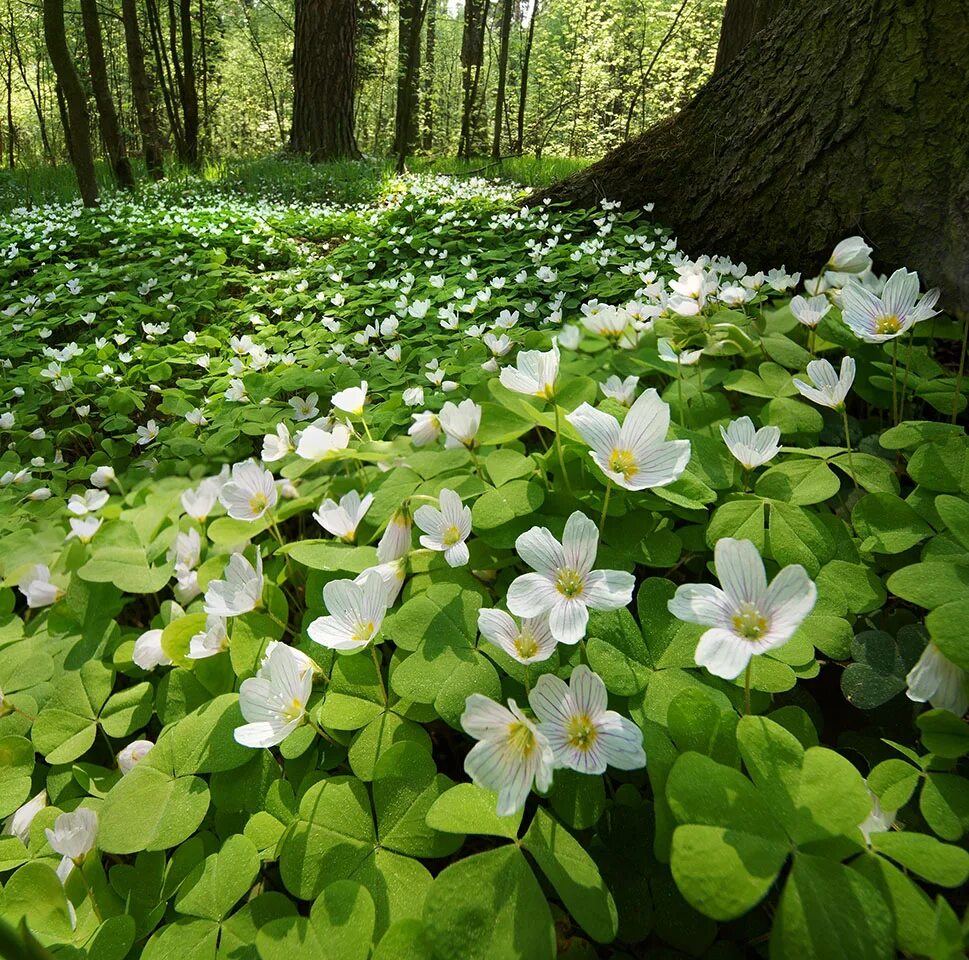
[676,361,685,427]
[468,444,484,481]
[78,865,103,923]
[743,660,753,716]
[361,417,373,441]
[552,401,571,493]
[841,406,859,492]
[598,478,612,534]
[523,664,530,696]
[952,310,968,425]
[890,338,899,425]
[899,331,914,423]
[370,644,388,704]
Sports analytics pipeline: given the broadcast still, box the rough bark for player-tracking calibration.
[290,0,361,161]
[458,0,487,158]
[421,0,436,151]
[80,0,135,188]
[43,0,99,206]
[491,0,513,158]
[538,0,969,312]
[394,0,425,162]
[179,0,200,164]
[714,0,785,74]
[121,0,164,178]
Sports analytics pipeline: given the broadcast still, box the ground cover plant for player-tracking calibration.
[0,165,968,959]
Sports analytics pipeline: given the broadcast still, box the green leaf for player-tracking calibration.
[767,500,835,576]
[887,562,969,610]
[771,855,894,960]
[422,847,555,960]
[917,709,969,758]
[853,493,933,553]
[470,480,544,531]
[871,831,969,887]
[521,807,618,943]
[0,862,73,942]
[424,782,521,839]
[0,736,33,818]
[756,460,841,505]
[926,600,969,671]
[383,582,480,653]
[935,494,969,550]
[174,834,260,921]
[100,682,153,738]
[32,660,113,764]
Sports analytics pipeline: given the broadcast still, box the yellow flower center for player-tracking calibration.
[514,632,540,659]
[506,720,538,758]
[281,697,304,722]
[351,621,376,644]
[442,525,463,547]
[248,492,268,515]
[875,314,901,335]
[555,568,584,599]
[732,604,769,641]
[566,713,598,752]
[608,448,638,481]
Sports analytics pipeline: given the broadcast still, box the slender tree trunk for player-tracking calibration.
[491,0,513,158]
[290,0,361,160]
[179,0,199,164]
[714,0,785,74]
[516,0,538,154]
[394,0,426,164]
[79,0,134,188]
[198,0,209,152]
[538,0,969,312]
[43,0,98,206]
[146,0,186,159]
[458,0,488,158]
[11,18,53,163]
[121,0,164,178]
[421,0,436,151]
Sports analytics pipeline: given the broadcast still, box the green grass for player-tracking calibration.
[0,154,591,211]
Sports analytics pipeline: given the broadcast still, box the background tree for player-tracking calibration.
[121,0,164,178]
[42,0,98,206]
[290,0,361,160]
[538,0,969,310]
[394,0,428,165]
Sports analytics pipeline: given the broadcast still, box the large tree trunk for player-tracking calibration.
[121,0,164,179]
[43,0,99,206]
[713,0,785,74]
[394,0,425,164]
[539,0,969,312]
[421,0,436,151]
[178,0,199,165]
[458,0,487,159]
[290,0,361,161]
[79,0,135,189]
[491,0,513,158]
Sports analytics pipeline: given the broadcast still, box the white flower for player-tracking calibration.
[408,411,441,446]
[295,423,351,460]
[307,569,388,652]
[204,550,264,617]
[657,338,702,366]
[414,489,472,567]
[132,628,172,671]
[789,294,831,328]
[313,490,373,542]
[582,305,630,340]
[219,460,278,521]
[45,808,98,880]
[136,420,159,445]
[332,381,368,416]
[668,538,817,680]
[225,378,248,403]
[0,411,13,429]
[185,408,208,426]
[439,399,481,449]
[859,787,896,845]
[66,516,102,544]
[182,481,220,522]
[558,325,581,350]
[478,608,556,664]
[3,791,46,844]
[827,236,873,274]
[906,642,968,717]
[90,466,116,489]
[498,339,559,399]
[403,386,425,407]
[599,375,639,406]
[117,740,154,774]
[169,528,202,572]
[234,644,313,748]
[841,268,940,343]
[530,665,645,774]
[377,506,412,562]
[17,565,63,608]
[567,389,691,491]
[793,357,855,409]
[720,417,781,470]
[483,332,513,356]
[261,423,293,462]
[289,393,319,421]
[461,695,555,816]
[507,511,635,645]
[186,615,229,660]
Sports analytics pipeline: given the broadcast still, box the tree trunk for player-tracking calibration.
[458,0,487,159]
[394,0,425,163]
[43,0,98,206]
[714,0,785,74]
[537,0,969,312]
[121,0,164,178]
[516,0,539,154]
[290,0,361,161]
[79,0,135,188]
[421,0,436,151]
[178,0,199,164]
[491,0,513,158]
